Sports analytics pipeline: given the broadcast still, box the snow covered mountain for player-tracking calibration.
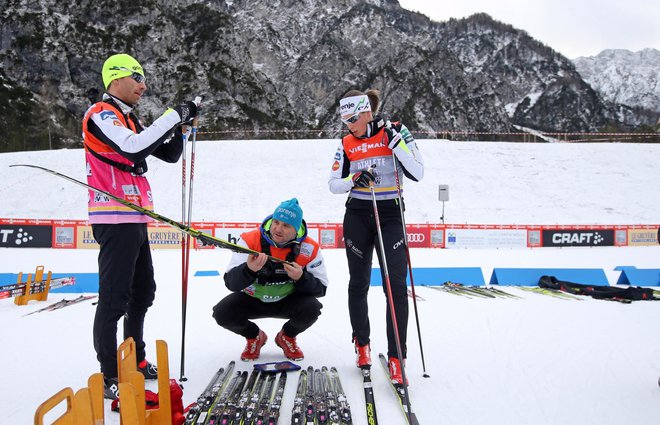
[573,49,660,114]
[0,0,652,152]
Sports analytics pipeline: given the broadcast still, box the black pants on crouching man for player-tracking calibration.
[212,292,323,339]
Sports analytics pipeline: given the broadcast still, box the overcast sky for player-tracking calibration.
[398,0,659,59]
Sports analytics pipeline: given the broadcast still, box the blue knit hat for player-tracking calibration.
[273,198,303,231]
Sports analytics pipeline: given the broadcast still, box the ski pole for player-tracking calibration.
[391,152,430,378]
[180,121,189,382]
[180,96,203,382]
[368,178,414,424]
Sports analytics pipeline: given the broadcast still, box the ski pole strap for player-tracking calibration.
[85,143,148,175]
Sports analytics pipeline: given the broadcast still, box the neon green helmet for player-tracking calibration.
[101,53,145,89]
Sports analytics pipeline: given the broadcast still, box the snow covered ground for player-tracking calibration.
[2,140,660,425]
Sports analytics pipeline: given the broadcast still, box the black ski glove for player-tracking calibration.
[173,101,198,125]
[352,170,375,188]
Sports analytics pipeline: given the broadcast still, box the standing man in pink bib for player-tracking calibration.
[83,52,200,399]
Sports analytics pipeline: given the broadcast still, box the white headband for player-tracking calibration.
[339,95,371,116]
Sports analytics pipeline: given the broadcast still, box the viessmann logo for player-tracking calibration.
[348,142,383,154]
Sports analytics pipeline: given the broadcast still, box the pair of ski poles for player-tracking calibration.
[180,97,202,382]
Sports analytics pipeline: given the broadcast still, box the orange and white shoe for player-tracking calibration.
[275,330,304,361]
[241,329,267,361]
[388,356,409,386]
[354,338,372,368]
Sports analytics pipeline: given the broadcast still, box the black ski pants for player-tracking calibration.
[343,207,409,359]
[212,291,323,339]
[92,223,156,378]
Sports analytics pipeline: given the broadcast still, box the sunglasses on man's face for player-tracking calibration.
[128,72,146,84]
[110,66,146,84]
[341,113,361,125]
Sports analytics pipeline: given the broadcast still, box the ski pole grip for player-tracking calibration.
[192,96,203,128]
[368,164,376,188]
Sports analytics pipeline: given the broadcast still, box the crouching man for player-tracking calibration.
[212,198,328,361]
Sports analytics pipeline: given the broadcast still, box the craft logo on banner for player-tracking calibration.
[542,229,615,247]
[0,225,52,248]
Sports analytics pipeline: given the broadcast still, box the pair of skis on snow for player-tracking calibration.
[291,366,351,425]
[184,361,288,425]
[424,282,521,299]
[0,276,75,300]
[360,354,420,425]
[23,294,97,316]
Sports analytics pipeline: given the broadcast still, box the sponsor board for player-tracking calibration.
[0,224,53,248]
[147,227,181,249]
[430,229,445,248]
[320,229,337,248]
[445,228,528,249]
[541,229,614,247]
[214,227,251,247]
[76,226,99,248]
[2,219,660,250]
[628,228,660,246]
[53,226,76,248]
[527,229,542,247]
[405,226,430,248]
[306,227,320,244]
[76,224,183,249]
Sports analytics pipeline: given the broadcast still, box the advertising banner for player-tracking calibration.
[405,226,430,248]
[628,228,660,246]
[53,225,76,248]
[147,227,181,249]
[2,218,659,250]
[319,228,338,248]
[445,228,527,249]
[0,224,53,248]
[76,226,98,249]
[430,229,445,248]
[541,229,615,247]
[214,226,254,247]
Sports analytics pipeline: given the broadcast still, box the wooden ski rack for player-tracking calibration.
[15,265,51,306]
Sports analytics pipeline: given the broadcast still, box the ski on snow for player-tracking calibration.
[184,361,235,425]
[23,294,97,316]
[378,354,420,425]
[360,366,378,425]
[0,276,75,300]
